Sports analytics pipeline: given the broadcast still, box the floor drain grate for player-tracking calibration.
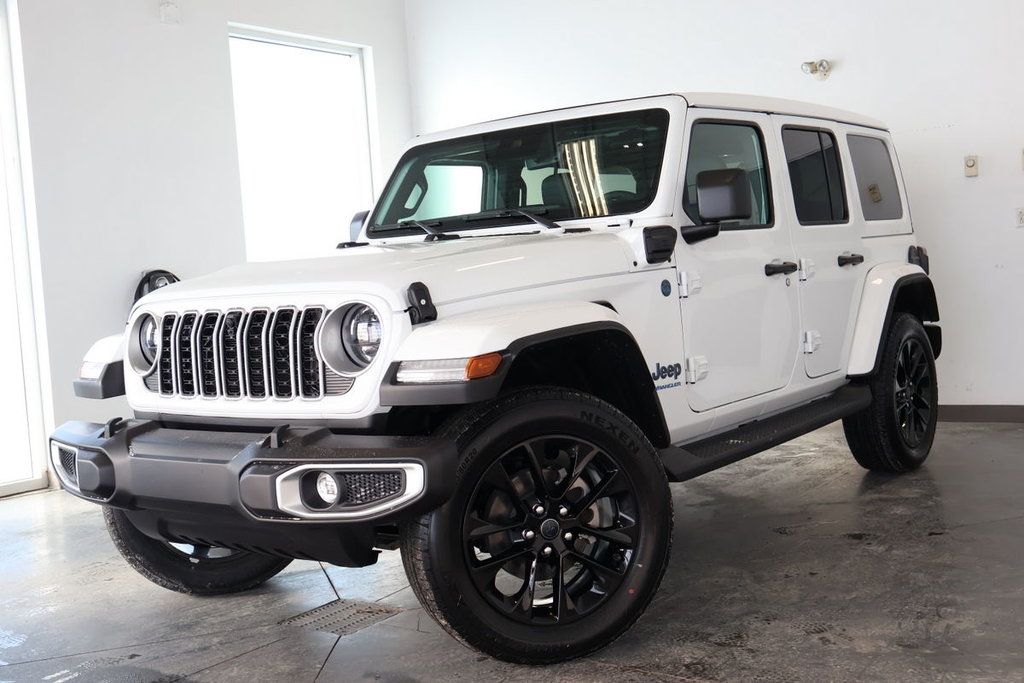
[279,598,402,637]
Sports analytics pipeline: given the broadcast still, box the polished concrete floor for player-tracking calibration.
[2,422,1023,682]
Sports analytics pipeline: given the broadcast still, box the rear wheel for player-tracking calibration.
[843,313,938,472]
[400,388,672,664]
[104,507,292,595]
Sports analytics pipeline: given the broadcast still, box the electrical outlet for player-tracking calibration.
[1017,208,1024,228]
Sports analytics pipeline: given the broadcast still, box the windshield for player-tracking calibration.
[368,108,670,236]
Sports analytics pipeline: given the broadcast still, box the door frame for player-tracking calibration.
[0,0,52,497]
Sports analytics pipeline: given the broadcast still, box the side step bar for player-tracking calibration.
[659,385,871,483]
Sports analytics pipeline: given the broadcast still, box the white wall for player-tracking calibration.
[403,0,1024,407]
[18,0,412,425]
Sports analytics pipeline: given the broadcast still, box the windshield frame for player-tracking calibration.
[366,105,673,239]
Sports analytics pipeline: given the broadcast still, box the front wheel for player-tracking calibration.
[400,388,673,664]
[104,507,292,595]
[843,312,938,472]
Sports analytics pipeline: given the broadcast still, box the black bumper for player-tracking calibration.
[49,420,457,567]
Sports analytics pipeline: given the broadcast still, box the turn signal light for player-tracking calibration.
[466,353,503,379]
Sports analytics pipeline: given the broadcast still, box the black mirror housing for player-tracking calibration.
[696,169,751,223]
[350,210,370,242]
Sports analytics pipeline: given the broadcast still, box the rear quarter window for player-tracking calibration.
[847,135,903,221]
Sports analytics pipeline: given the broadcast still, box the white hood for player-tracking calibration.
[138,230,635,312]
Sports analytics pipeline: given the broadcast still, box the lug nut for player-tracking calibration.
[541,546,553,557]
[522,530,535,541]
[558,505,570,517]
[533,505,546,516]
[563,532,573,542]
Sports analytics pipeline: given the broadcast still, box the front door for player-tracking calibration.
[676,111,801,412]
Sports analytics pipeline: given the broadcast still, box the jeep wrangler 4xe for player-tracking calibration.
[50,93,939,664]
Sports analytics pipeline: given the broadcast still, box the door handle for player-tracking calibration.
[837,253,865,267]
[764,261,798,276]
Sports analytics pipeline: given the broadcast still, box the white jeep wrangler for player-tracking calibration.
[50,93,939,664]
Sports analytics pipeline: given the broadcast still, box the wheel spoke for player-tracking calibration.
[581,521,638,549]
[468,545,534,592]
[573,468,623,514]
[559,445,599,497]
[481,462,525,509]
[512,556,539,614]
[569,549,626,587]
[551,552,576,622]
[465,511,522,541]
[521,441,550,498]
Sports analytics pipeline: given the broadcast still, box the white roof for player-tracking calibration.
[680,92,887,130]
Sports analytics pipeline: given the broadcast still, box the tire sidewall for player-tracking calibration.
[879,314,938,466]
[104,507,291,594]
[424,391,672,657]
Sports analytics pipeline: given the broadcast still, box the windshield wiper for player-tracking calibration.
[464,208,561,230]
[372,219,446,235]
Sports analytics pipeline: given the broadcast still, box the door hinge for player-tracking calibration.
[798,258,816,282]
[677,271,703,298]
[684,356,709,383]
[802,330,822,354]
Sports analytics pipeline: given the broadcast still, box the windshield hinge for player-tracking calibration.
[407,282,438,325]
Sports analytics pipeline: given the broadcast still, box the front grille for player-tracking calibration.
[342,472,403,505]
[151,306,351,400]
[58,446,78,485]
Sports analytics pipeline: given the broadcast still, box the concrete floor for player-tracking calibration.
[2,421,1023,682]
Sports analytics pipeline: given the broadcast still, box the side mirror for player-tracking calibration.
[349,210,370,242]
[133,269,180,303]
[696,168,751,223]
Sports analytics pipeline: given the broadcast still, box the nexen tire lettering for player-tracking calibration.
[579,411,640,455]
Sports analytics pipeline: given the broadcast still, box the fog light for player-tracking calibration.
[316,472,340,505]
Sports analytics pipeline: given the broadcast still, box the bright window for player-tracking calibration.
[229,33,375,261]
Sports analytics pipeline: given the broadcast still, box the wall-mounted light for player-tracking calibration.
[801,59,832,80]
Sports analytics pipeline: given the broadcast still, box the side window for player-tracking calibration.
[782,128,847,224]
[847,135,903,221]
[683,121,771,228]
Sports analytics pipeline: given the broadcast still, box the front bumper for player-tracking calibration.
[49,419,457,567]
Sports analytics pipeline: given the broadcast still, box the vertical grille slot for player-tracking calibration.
[198,312,221,397]
[297,308,324,398]
[177,313,198,396]
[244,310,269,399]
[220,311,244,398]
[158,314,177,395]
[270,309,296,398]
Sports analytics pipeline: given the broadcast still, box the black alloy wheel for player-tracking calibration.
[400,388,672,664]
[843,312,938,472]
[893,336,933,449]
[464,434,640,625]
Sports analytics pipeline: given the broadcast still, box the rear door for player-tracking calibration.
[675,111,801,412]
[771,118,861,378]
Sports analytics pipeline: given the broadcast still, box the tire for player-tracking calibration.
[843,312,938,472]
[104,507,292,595]
[400,387,673,664]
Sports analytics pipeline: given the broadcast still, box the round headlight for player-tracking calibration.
[139,314,159,364]
[342,305,382,367]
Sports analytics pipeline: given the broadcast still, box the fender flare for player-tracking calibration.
[847,264,940,377]
[380,301,641,406]
[74,334,126,399]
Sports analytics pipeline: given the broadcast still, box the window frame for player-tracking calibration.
[780,125,849,227]
[682,118,775,232]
